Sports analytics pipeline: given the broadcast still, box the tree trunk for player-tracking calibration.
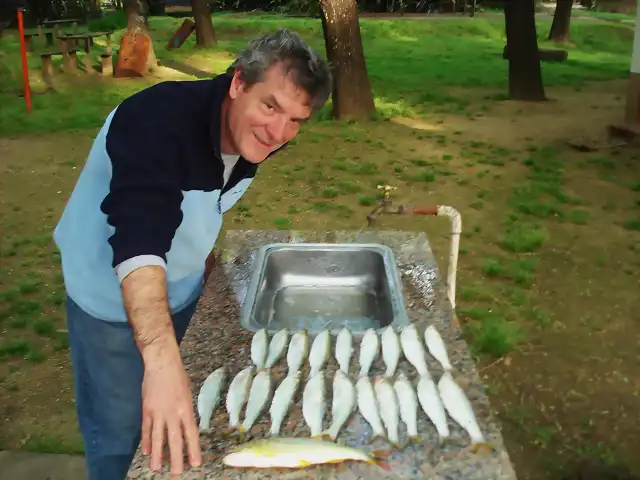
[548,0,573,42]
[116,0,157,76]
[319,0,376,120]
[504,0,547,101]
[191,0,216,47]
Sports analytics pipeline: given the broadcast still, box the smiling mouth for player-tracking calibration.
[254,134,273,148]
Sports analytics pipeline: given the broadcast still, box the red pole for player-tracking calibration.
[17,8,32,113]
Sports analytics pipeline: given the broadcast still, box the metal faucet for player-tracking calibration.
[364,184,462,310]
[367,184,407,227]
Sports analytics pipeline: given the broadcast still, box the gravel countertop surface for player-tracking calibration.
[127,229,518,480]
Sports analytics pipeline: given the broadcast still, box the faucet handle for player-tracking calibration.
[376,184,396,200]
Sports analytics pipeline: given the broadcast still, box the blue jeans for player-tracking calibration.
[65,294,200,480]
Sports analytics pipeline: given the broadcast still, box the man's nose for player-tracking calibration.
[265,116,288,144]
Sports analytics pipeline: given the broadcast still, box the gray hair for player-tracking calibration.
[226,29,332,113]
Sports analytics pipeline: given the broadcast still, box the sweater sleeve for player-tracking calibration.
[100,90,184,282]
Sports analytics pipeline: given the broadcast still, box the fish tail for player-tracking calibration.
[221,426,237,438]
[317,430,335,442]
[471,442,495,454]
[369,449,393,472]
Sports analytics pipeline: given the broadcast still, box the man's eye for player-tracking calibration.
[264,103,274,111]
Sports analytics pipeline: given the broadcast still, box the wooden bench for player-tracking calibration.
[23,33,35,51]
[40,49,81,82]
[502,45,568,63]
[100,49,119,76]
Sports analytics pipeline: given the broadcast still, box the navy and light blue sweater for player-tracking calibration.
[54,73,280,322]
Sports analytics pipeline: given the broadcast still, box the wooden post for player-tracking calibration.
[106,33,112,54]
[61,38,71,72]
[37,25,45,47]
[68,51,78,71]
[101,54,113,76]
[41,53,54,85]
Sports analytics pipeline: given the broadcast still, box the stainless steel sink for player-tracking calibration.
[240,243,409,334]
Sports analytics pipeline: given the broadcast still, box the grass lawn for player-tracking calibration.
[1,9,640,479]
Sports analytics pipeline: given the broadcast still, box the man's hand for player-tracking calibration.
[121,266,202,475]
[140,339,201,475]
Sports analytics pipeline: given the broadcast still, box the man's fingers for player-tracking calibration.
[141,412,152,456]
[167,420,184,475]
[182,409,203,467]
[150,416,165,471]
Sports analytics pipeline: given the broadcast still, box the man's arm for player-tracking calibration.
[121,265,177,356]
[99,89,201,474]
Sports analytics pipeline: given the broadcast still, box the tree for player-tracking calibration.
[504,0,547,101]
[115,0,157,77]
[319,0,376,120]
[548,0,574,43]
[191,0,216,48]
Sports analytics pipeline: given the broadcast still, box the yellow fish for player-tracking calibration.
[221,437,391,471]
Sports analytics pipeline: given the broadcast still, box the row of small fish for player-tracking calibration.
[198,363,492,452]
[249,323,453,380]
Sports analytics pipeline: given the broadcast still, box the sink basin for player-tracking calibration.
[240,243,409,334]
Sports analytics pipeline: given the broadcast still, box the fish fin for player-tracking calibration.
[369,449,393,472]
[471,442,495,454]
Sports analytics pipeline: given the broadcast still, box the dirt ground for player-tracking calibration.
[1,80,639,479]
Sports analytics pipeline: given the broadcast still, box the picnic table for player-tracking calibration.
[56,30,115,75]
[38,18,80,46]
[58,31,112,54]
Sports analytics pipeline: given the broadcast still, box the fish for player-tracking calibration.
[335,327,353,374]
[269,371,301,436]
[302,370,326,437]
[358,328,379,377]
[424,325,453,371]
[308,330,331,378]
[400,324,430,378]
[321,369,356,441]
[416,375,450,442]
[355,376,386,443]
[381,326,401,378]
[373,376,401,448]
[265,328,289,370]
[239,370,273,441]
[393,372,420,445]
[286,329,309,374]
[197,366,226,431]
[437,372,494,453]
[251,329,268,371]
[221,436,391,471]
[224,366,254,434]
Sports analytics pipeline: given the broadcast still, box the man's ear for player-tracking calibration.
[228,68,245,100]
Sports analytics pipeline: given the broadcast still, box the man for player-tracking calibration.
[53,29,332,479]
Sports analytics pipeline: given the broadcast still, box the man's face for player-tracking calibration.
[225,63,313,163]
